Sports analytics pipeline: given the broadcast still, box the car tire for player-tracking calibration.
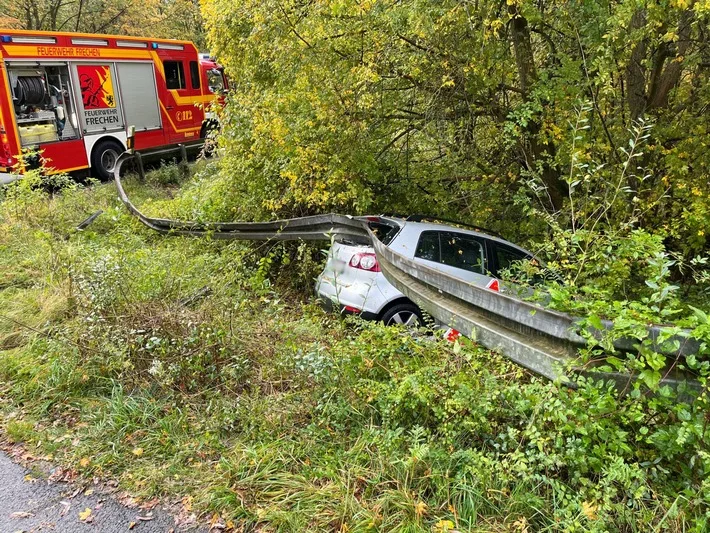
[381,302,424,328]
[91,139,124,181]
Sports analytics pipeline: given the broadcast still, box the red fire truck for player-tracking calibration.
[0,29,228,181]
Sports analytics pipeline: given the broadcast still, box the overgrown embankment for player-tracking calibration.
[0,166,708,531]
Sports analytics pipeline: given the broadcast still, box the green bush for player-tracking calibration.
[1,148,708,532]
[145,160,184,187]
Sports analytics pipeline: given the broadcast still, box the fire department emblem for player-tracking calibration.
[77,65,116,109]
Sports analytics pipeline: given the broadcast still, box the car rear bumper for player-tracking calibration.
[315,274,386,319]
[315,291,379,320]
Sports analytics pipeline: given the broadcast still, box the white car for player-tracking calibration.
[315,215,538,326]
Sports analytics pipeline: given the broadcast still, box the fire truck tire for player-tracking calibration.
[91,139,124,181]
[200,121,219,157]
[200,120,218,138]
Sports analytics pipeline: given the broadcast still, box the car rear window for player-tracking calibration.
[368,220,400,245]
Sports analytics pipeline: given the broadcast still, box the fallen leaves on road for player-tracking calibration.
[78,507,93,523]
[182,495,192,511]
[140,497,160,510]
[128,521,136,530]
[117,492,139,508]
[173,496,197,529]
[59,500,71,517]
[210,512,226,530]
[48,466,77,483]
[10,511,34,519]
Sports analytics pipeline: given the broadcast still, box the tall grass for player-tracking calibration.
[0,165,707,532]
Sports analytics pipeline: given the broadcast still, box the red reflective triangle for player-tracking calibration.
[444,328,461,342]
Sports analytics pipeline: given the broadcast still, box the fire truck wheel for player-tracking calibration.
[91,139,124,181]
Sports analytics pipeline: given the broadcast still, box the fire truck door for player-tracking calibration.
[115,62,164,148]
[73,63,124,135]
[162,59,202,144]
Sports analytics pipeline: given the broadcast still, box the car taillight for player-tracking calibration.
[486,279,500,291]
[349,252,380,272]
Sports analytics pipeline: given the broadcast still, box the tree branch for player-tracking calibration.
[376,126,418,159]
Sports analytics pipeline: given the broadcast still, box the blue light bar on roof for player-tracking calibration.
[151,42,159,49]
[1,36,12,43]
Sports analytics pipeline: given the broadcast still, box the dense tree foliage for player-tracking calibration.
[199,0,710,260]
[0,0,206,48]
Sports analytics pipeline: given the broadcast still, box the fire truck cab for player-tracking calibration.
[0,30,228,182]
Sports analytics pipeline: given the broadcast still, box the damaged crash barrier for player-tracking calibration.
[112,151,702,391]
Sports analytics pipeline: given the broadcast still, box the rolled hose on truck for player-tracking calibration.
[112,151,701,392]
[14,76,47,106]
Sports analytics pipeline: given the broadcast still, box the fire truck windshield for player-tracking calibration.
[207,68,225,94]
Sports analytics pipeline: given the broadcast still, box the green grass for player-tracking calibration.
[0,165,708,532]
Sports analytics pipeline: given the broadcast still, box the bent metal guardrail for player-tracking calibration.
[372,239,700,389]
[113,155,369,242]
[113,152,701,389]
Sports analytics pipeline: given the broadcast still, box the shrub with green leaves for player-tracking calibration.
[1,142,709,532]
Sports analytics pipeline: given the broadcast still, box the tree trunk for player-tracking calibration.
[626,9,648,122]
[508,4,566,211]
[508,4,537,94]
[648,9,694,110]
[626,8,693,120]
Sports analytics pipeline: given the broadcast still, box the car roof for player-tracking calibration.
[369,216,535,256]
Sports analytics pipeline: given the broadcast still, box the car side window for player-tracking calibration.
[207,69,225,93]
[439,232,485,274]
[414,231,440,262]
[495,245,528,276]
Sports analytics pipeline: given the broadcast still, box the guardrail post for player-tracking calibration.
[179,144,189,180]
[134,151,145,181]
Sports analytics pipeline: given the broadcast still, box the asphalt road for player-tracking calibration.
[0,451,206,532]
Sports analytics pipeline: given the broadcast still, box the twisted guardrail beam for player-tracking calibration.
[113,151,702,390]
[113,152,369,241]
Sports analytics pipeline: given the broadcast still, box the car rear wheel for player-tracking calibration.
[381,303,424,327]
